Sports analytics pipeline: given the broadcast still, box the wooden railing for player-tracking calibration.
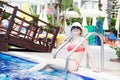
[0,1,59,52]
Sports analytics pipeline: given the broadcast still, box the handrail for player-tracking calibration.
[64,32,104,76]
[53,37,72,58]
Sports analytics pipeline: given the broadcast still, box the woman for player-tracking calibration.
[29,22,98,72]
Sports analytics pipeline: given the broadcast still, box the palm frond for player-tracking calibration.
[61,0,73,11]
[72,6,80,16]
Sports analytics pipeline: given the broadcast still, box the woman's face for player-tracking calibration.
[71,26,82,36]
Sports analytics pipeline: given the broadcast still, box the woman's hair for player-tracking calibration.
[71,26,82,31]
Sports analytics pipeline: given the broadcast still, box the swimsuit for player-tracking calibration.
[69,59,79,71]
[67,45,85,52]
[67,45,85,70]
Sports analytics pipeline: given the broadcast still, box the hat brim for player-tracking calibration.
[65,25,88,37]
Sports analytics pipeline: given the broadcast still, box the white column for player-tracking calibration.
[92,17,96,26]
[115,11,120,37]
[37,5,40,14]
[82,17,87,27]
[103,17,108,30]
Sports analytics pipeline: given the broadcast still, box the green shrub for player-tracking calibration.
[32,13,39,25]
[111,46,120,59]
[3,13,10,19]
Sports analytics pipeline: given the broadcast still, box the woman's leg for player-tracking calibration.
[29,58,75,71]
[29,58,67,72]
[47,58,67,70]
[29,61,48,72]
[29,57,81,72]
[48,58,80,71]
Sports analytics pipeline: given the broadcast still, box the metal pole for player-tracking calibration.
[101,41,104,71]
[86,53,90,68]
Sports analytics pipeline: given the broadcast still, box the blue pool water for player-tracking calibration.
[0,52,95,80]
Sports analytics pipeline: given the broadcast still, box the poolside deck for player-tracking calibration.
[3,44,120,80]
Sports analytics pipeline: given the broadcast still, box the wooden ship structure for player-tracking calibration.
[0,1,59,52]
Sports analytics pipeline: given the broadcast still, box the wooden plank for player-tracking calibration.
[9,36,50,52]
[0,34,8,51]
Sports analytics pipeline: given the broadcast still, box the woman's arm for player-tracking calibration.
[53,37,72,58]
[83,40,98,71]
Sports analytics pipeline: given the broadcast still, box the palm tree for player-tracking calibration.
[106,0,112,26]
[60,0,73,33]
[60,0,80,33]
[107,0,119,30]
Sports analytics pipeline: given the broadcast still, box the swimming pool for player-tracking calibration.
[0,52,95,80]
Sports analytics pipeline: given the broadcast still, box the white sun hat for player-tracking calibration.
[70,22,88,37]
[65,22,88,37]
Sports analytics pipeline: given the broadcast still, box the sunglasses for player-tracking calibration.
[71,26,81,30]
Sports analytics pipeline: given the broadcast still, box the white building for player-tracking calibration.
[73,0,108,11]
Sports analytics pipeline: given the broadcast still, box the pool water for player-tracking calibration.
[0,52,95,80]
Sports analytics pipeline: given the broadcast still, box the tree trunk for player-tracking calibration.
[60,11,66,33]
